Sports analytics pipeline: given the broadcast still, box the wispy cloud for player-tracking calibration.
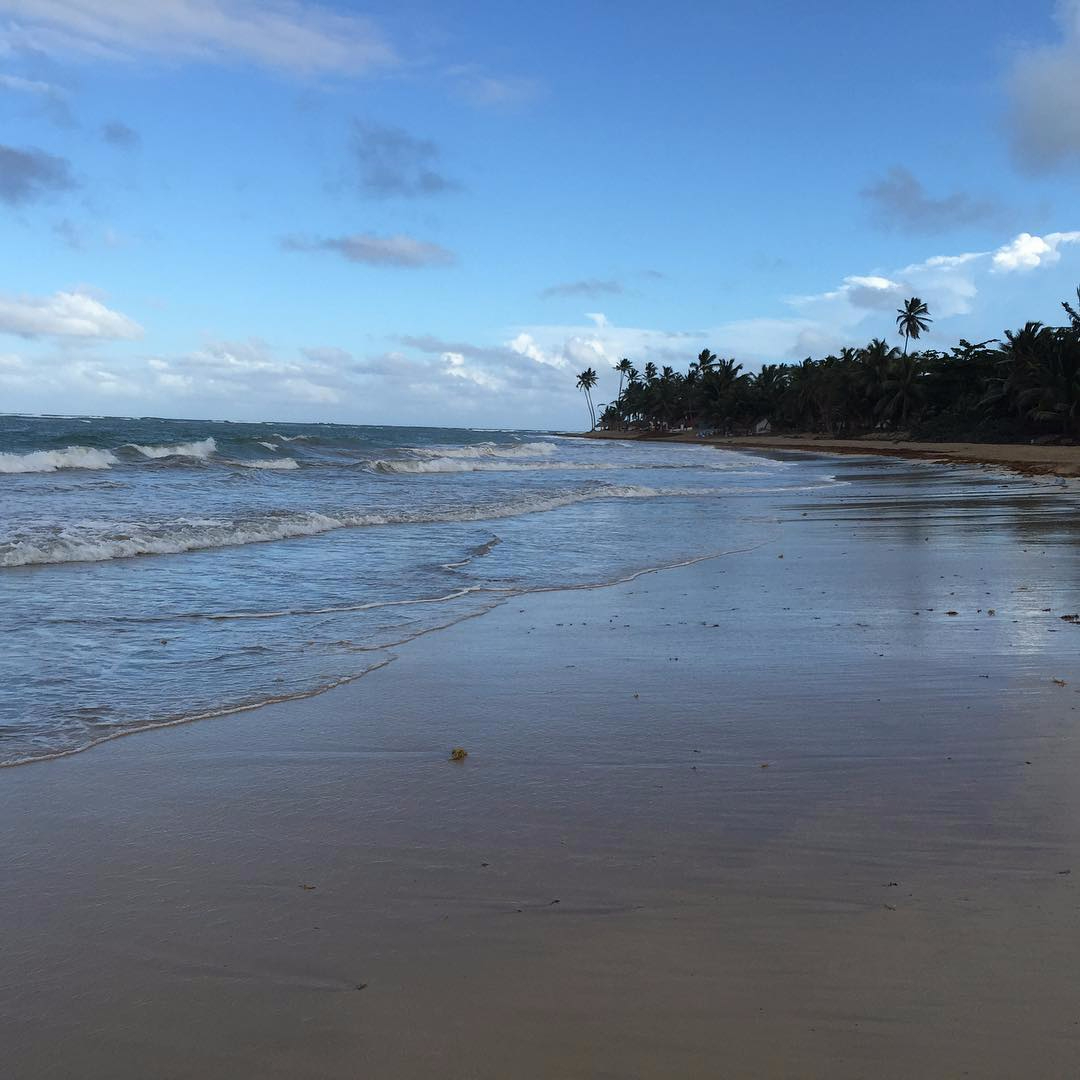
[1006,0,1080,171]
[0,144,76,205]
[282,232,456,268]
[53,217,83,249]
[101,120,139,148]
[0,0,398,76]
[540,278,623,300]
[0,71,74,125]
[0,72,60,95]
[861,166,1000,233]
[0,288,142,340]
[444,66,542,108]
[351,121,458,198]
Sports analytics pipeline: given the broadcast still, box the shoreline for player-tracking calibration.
[5,454,1080,1077]
[571,429,1080,477]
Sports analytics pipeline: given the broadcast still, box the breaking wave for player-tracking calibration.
[0,446,120,474]
[411,441,557,460]
[126,437,217,460]
[237,458,300,471]
[0,484,701,567]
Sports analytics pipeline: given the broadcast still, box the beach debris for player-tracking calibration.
[777,554,784,559]
[449,747,468,761]
[1061,614,1080,624]
[299,884,317,890]
[760,762,770,769]
[354,983,368,991]
[159,638,168,645]
[883,882,899,887]
[1053,679,1068,687]
[1058,869,1071,875]
[946,610,959,616]
[883,903,897,911]
[988,609,996,616]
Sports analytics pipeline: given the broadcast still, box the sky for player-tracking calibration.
[1,0,1080,429]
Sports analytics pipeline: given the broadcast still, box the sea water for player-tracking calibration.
[0,415,841,764]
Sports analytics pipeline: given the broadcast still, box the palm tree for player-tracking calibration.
[877,354,926,428]
[1063,286,1080,330]
[576,367,599,429]
[613,357,633,398]
[643,361,658,382]
[896,297,932,355]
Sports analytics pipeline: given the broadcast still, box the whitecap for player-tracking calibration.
[126,437,217,460]
[0,484,700,567]
[237,458,300,470]
[0,446,119,474]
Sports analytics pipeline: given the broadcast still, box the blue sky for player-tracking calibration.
[1,0,1079,428]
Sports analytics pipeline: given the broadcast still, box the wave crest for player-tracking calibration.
[1,484,685,567]
[0,446,119,474]
[126,437,217,460]
[411,440,557,460]
[238,458,300,470]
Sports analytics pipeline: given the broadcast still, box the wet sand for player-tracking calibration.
[582,429,1080,477]
[4,456,1080,1078]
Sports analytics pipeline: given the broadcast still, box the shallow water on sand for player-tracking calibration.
[3,414,1079,766]
[1,416,845,764]
[5,447,1080,1078]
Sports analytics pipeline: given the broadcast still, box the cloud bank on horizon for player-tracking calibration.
[0,0,1078,426]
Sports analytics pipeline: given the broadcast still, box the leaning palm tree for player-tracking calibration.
[576,367,599,429]
[613,357,633,398]
[896,297,932,355]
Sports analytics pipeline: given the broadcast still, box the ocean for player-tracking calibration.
[0,414,843,765]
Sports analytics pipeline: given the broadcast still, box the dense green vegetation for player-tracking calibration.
[578,290,1080,443]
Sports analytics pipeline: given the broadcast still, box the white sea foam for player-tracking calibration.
[371,457,583,474]
[0,484,693,567]
[256,441,278,451]
[0,446,119,474]
[411,441,557,460]
[127,437,217,460]
[238,458,300,470]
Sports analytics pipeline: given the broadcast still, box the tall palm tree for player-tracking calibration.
[643,361,658,383]
[613,357,633,398]
[576,367,599,429]
[896,297,932,355]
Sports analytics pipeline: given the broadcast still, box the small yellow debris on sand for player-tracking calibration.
[450,747,468,761]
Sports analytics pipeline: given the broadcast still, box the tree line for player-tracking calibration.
[575,289,1080,443]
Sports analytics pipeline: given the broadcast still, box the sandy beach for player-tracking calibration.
[582,429,1080,478]
[5,451,1080,1078]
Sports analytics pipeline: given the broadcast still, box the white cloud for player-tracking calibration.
[507,332,567,368]
[0,0,397,75]
[991,231,1080,271]
[442,351,503,390]
[0,289,142,340]
[0,71,58,94]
